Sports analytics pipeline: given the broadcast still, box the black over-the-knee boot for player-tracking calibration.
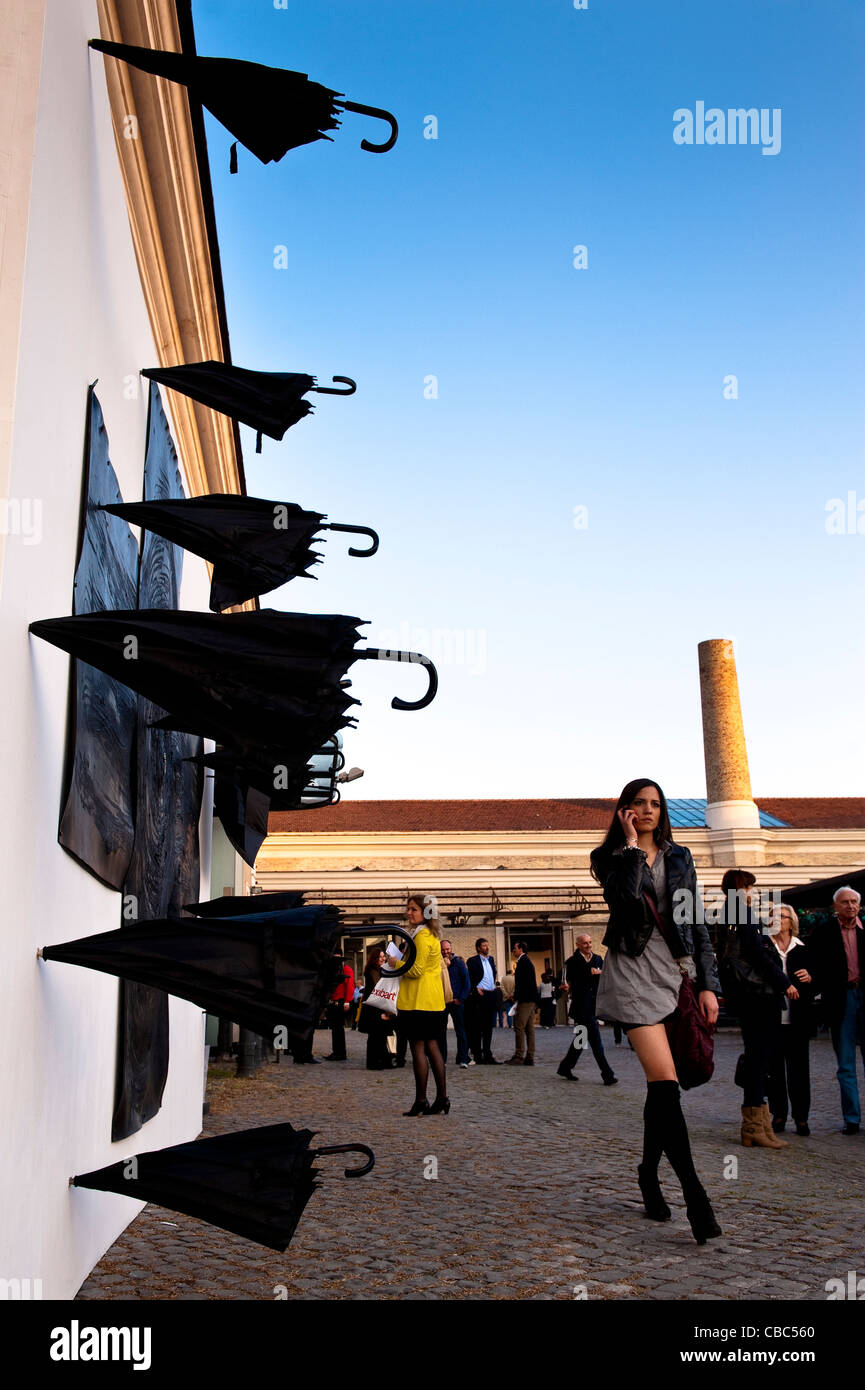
[638,1081,671,1219]
[653,1079,722,1245]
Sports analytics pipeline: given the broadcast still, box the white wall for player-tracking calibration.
[0,0,214,1298]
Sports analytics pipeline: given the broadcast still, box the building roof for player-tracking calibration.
[268,798,864,835]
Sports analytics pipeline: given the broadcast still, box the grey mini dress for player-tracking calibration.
[595,842,695,1029]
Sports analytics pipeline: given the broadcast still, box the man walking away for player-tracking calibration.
[507,940,539,1067]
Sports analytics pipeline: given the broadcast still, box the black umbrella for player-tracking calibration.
[201,742,334,805]
[99,495,379,611]
[89,41,398,169]
[212,779,273,869]
[205,740,343,866]
[39,904,344,1044]
[71,1122,374,1252]
[28,609,439,751]
[186,891,306,917]
[140,363,358,453]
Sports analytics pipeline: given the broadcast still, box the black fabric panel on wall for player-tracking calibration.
[113,383,204,1142]
[58,388,139,889]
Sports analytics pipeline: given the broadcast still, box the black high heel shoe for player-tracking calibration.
[685,1189,722,1245]
[637,1163,671,1221]
[403,1099,431,1116]
[428,1096,450,1114]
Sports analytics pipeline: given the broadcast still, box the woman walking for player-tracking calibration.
[766,903,814,1135]
[716,869,796,1149]
[398,894,449,1115]
[361,943,395,1071]
[593,778,722,1244]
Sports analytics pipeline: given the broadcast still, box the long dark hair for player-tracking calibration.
[365,942,386,973]
[590,778,672,882]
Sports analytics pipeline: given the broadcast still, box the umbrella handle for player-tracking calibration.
[344,923,418,977]
[313,1143,375,1177]
[312,376,356,396]
[357,648,438,711]
[323,523,379,558]
[337,100,399,153]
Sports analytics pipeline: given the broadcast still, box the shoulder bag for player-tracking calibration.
[643,891,715,1089]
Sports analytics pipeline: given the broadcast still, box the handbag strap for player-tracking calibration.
[642,890,688,973]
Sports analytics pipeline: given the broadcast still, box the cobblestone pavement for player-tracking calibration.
[77,1026,865,1301]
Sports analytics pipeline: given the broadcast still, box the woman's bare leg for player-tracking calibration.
[626,1022,677,1081]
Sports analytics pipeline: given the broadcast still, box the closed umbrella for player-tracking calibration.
[29,609,439,753]
[71,1122,374,1252]
[89,40,398,168]
[100,494,378,611]
[40,905,345,1045]
[140,363,358,452]
[186,891,306,917]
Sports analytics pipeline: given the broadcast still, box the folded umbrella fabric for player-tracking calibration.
[41,906,344,1044]
[89,40,398,164]
[29,608,364,750]
[71,1122,374,1252]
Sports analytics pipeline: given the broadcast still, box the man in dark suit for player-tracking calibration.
[808,886,865,1134]
[506,940,540,1066]
[466,937,499,1064]
[556,933,617,1085]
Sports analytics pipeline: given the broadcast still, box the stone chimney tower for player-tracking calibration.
[698,639,760,834]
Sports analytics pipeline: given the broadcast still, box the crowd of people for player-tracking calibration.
[308,777,865,1246]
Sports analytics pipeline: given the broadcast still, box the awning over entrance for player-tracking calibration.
[251,882,600,926]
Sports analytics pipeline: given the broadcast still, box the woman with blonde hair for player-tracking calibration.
[766,903,814,1136]
[397,894,449,1115]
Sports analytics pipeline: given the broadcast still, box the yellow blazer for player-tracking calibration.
[397,927,445,1012]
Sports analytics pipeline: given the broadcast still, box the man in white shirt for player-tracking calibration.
[466,937,499,1064]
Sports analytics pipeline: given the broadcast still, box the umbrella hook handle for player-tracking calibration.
[323,523,379,558]
[313,1143,375,1177]
[344,924,418,977]
[357,648,438,711]
[337,100,399,153]
[312,376,357,396]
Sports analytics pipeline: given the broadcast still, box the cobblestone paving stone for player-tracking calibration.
[76,1027,865,1301]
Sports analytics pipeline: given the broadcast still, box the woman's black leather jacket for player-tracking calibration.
[595,842,720,994]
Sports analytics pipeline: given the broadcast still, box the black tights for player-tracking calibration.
[642,1079,704,1200]
[411,1037,447,1103]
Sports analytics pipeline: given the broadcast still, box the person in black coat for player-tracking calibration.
[806,886,865,1134]
[556,933,617,1084]
[506,941,539,1066]
[715,869,797,1149]
[465,937,499,1064]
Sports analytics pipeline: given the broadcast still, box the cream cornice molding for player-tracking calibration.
[95,0,241,499]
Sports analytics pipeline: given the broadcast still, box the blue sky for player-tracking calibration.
[191,0,865,800]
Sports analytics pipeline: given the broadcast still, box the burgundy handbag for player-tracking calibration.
[643,892,715,1089]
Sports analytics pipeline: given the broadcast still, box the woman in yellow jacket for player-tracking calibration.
[399,894,448,1115]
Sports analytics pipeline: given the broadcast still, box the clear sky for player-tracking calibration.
[191,0,865,801]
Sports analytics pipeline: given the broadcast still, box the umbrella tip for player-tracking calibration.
[36,947,43,959]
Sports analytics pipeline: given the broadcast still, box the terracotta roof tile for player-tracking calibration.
[268,797,863,834]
